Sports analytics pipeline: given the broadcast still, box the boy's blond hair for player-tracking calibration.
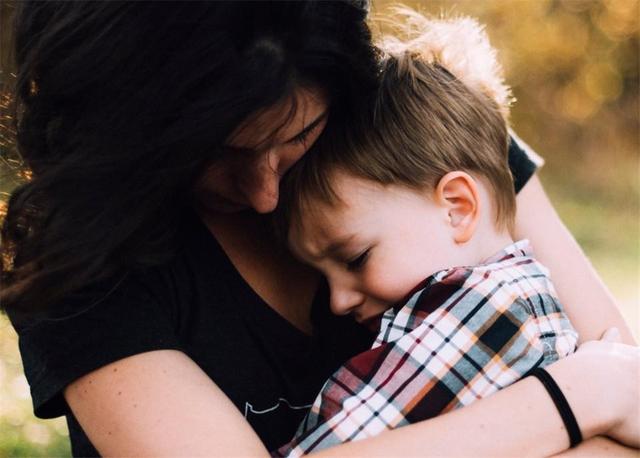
[277,13,516,238]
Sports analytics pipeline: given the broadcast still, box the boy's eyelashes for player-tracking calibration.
[346,249,371,272]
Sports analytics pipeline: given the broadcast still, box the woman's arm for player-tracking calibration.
[66,332,638,457]
[314,330,639,457]
[65,350,269,457]
[553,436,638,457]
[514,175,636,344]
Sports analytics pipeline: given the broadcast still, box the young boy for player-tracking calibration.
[273,15,578,457]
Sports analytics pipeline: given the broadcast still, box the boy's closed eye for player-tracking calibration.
[346,248,371,272]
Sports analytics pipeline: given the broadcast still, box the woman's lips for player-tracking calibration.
[201,193,248,213]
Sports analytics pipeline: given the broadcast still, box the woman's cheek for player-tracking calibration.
[279,146,307,174]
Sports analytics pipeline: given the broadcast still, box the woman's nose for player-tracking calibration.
[329,283,364,316]
[242,150,281,213]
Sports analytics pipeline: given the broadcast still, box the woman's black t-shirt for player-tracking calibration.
[8,140,537,456]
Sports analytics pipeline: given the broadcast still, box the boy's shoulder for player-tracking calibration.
[439,239,546,280]
[381,240,563,344]
[436,239,558,308]
[396,240,548,318]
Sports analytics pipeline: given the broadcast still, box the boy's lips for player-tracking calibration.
[357,313,384,333]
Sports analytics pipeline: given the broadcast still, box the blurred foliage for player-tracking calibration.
[0,317,71,458]
[0,0,638,456]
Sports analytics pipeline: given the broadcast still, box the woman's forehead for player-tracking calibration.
[226,87,328,150]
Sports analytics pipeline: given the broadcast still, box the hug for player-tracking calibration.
[1,1,638,456]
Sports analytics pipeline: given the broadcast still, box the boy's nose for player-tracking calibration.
[329,284,365,316]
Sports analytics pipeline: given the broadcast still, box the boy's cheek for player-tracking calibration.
[368,265,434,305]
[363,270,412,305]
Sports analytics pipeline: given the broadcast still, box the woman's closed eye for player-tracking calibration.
[289,130,311,145]
[289,123,319,145]
[346,249,370,272]
[287,112,326,145]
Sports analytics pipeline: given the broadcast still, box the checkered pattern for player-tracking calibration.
[274,240,578,457]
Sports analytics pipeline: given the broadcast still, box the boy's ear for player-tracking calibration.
[435,171,480,244]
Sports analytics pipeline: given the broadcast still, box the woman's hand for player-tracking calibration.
[581,328,639,447]
[546,328,639,448]
[549,329,639,457]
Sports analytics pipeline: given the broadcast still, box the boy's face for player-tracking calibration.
[288,172,462,331]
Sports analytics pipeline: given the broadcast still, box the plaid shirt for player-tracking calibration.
[275,240,578,457]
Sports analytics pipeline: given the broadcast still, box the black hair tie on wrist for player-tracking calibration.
[529,367,583,448]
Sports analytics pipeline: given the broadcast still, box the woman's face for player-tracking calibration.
[195,87,328,214]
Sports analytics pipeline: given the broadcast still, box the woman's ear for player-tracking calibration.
[435,171,480,244]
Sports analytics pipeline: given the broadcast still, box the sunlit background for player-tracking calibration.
[1,0,638,455]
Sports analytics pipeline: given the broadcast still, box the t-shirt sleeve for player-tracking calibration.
[8,275,183,419]
[508,131,544,194]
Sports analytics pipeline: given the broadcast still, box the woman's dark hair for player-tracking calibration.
[1,0,378,314]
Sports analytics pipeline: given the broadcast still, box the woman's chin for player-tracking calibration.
[198,195,249,214]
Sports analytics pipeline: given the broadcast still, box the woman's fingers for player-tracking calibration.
[600,327,622,343]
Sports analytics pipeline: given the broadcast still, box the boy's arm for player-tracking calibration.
[514,175,636,344]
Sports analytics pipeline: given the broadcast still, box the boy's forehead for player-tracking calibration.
[288,201,345,260]
[287,174,398,259]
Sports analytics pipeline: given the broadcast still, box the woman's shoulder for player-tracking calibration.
[8,212,224,331]
[5,212,238,417]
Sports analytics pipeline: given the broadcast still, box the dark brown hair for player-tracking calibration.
[1,1,378,315]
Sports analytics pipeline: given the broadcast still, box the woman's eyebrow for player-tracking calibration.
[284,110,328,143]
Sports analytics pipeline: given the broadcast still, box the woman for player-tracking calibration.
[2,2,637,456]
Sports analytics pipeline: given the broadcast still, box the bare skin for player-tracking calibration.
[514,175,636,345]
[64,88,638,456]
[64,327,638,457]
[554,436,639,458]
[65,175,639,457]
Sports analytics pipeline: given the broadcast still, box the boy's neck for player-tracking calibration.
[464,224,515,267]
[424,226,513,277]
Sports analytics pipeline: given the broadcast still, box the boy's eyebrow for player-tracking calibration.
[284,110,328,143]
[319,234,356,258]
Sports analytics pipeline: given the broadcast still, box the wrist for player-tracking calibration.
[545,355,615,440]
[529,367,582,447]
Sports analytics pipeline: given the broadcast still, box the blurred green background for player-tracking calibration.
[1,0,638,456]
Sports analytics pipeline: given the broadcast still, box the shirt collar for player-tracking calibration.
[480,239,533,265]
